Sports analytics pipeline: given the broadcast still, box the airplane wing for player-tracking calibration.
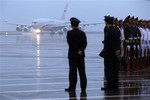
[79,22,104,27]
[5,21,32,27]
[5,21,33,32]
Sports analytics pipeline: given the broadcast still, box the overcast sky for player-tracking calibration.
[0,0,150,31]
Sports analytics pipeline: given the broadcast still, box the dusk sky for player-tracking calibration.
[0,0,150,31]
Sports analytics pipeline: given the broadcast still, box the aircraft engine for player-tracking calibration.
[16,26,23,32]
[23,27,31,32]
[62,27,69,33]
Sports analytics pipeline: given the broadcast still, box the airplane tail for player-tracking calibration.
[61,3,68,20]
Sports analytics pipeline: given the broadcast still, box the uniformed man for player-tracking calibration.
[148,21,150,67]
[123,15,134,70]
[101,16,120,90]
[118,19,125,69]
[113,18,123,68]
[65,17,87,92]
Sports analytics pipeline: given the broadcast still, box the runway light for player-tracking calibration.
[35,29,41,34]
[5,32,8,36]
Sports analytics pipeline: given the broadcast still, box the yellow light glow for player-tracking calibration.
[37,57,40,67]
[5,32,8,36]
[36,34,41,73]
[36,34,40,46]
[35,29,41,33]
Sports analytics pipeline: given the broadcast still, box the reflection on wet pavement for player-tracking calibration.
[0,31,150,100]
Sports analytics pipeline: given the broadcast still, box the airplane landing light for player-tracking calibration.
[5,32,8,36]
[35,29,41,34]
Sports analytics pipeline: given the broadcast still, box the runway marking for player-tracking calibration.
[0,81,98,87]
[0,70,147,75]
[0,71,146,76]
[0,79,150,87]
[0,70,103,73]
[0,76,102,81]
[0,77,150,84]
[5,95,150,100]
[37,95,150,100]
[0,68,102,71]
[0,94,19,100]
[0,74,148,79]
[0,87,150,94]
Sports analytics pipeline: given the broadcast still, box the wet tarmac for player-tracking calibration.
[0,31,150,100]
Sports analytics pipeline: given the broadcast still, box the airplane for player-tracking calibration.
[5,3,103,35]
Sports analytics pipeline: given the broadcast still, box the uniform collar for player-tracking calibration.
[73,27,79,30]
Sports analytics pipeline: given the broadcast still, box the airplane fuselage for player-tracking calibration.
[31,18,69,31]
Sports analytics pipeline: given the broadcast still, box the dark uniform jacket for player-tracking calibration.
[124,25,133,45]
[67,28,87,59]
[132,26,141,45]
[104,26,120,57]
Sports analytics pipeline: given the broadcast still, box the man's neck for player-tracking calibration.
[72,27,78,29]
[106,24,113,28]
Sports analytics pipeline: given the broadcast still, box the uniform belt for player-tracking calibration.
[132,40,136,43]
[125,40,139,43]
[125,40,130,43]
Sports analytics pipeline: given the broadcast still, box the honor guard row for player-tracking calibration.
[108,15,150,71]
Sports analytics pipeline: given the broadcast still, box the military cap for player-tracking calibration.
[118,19,123,22]
[114,18,118,21]
[104,16,114,24]
[138,19,143,23]
[131,16,135,20]
[70,17,80,23]
[124,15,131,21]
[135,17,138,21]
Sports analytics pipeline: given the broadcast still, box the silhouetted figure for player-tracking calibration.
[80,91,87,100]
[65,17,87,92]
[101,16,120,91]
[67,91,87,100]
[104,89,120,100]
[68,91,77,100]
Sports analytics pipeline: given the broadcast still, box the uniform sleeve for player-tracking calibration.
[66,31,71,45]
[81,32,87,51]
[67,31,78,52]
[111,28,121,51]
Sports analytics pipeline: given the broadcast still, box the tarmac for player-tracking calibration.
[0,31,150,100]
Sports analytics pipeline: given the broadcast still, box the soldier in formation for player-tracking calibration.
[101,15,150,91]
